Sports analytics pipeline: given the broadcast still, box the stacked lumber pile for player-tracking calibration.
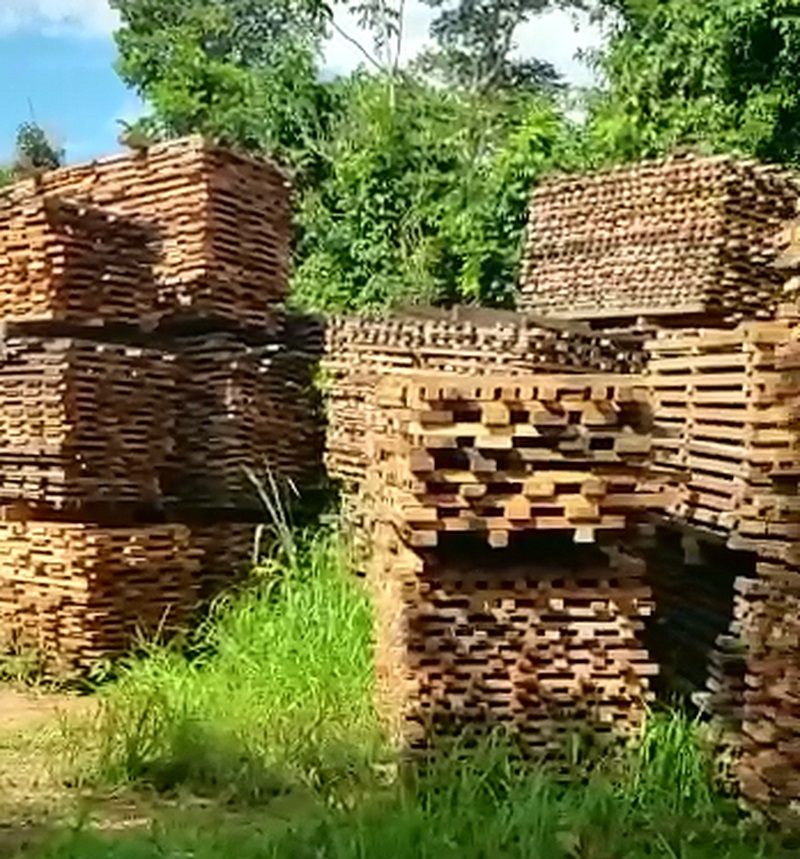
[0,137,319,670]
[0,335,174,506]
[647,316,800,543]
[364,372,665,548]
[364,369,662,750]
[0,189,157,325]
[736,561,800,812]
[31,136,291,329]
[171,323,322,507]
[520,155,799,323]
[324,308,645,490]
[0,522,200,669]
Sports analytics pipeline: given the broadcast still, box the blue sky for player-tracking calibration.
[0,1,600,167]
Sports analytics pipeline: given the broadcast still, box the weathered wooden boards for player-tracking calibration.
[520,155,800,322]
[0,522,200,670]
[19,136,292,329]
[646,315,800,813]
[365,372,667,548]
[0,336,174,507]
[370,525,657,751]
[364,369,662,751]
[647,315,800,548]
[736,561,800,813]
[0,191,157,325]
[323,308,646,491]
[171,326,323,507]
[0,137,314,670]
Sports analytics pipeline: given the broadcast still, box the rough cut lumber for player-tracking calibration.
[370,528,657,751]
[363,371,668,547]
[0,522,200,671]
[9,136,291,329]
[0,190,158,326]
[0,335,175,506]
[521,155,800,322]
[324,307,646,491]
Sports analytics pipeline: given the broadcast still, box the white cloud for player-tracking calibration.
[323,2,603,86]
[0,0,119,38]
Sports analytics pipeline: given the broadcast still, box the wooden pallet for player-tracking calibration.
[520,155,800,322]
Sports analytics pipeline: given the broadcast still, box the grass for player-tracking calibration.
[6,524,798,858]
[75,526,380,802]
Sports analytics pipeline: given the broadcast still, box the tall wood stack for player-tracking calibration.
[362,369,664,751]
[512,153,800,814]
[520,155,799,326]
[0,138,321,670]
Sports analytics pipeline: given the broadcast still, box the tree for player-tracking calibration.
[109,0,337,163]
[417,0,583,91]
[293,76,568,310]
[589,0,800,165]
[14,122,63,172]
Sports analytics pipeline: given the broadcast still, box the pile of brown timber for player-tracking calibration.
[0,137,317,670]
[0,189,157,326]
[324,307,645,490]
[736,561,800,812]
[0,522,200,671]
[364,372,666,549]
[647,314,800,550]
[25,136,291,329]
[371,528,657,751]
[363,368,663,751]
[171,322,322,507]
[0,335,174,507]
[520,155,799,323]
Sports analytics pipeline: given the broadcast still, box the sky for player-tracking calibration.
[0,0,604,165]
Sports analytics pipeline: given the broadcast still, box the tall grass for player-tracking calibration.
[82,527,380,800]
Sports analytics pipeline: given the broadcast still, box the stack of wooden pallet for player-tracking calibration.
[364,372,665,549]
[324,307,645,490]
[30,136,291,329]
[520,155,799,323]
[364,369,664,750]
[0,189,158,326]
[0,522,200,669]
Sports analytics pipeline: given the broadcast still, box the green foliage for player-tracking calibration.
[293,77,569,310]
[590,0,800,164]
[0,165,13,187]
[81,528,378,801]
[418,0,567,91]
[109,0,337,161]
[14,122,63,171]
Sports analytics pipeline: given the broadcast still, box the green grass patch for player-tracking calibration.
[77,527,381,802]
